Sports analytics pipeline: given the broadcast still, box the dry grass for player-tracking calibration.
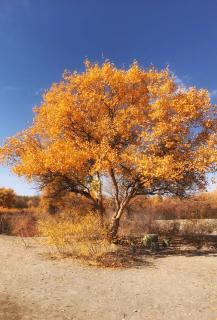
[117,194,217,236]
[38,211,115,262]
[0,207,33,215]
[147,218,217,236]
[0,208,38,237]
[126,192,217,221]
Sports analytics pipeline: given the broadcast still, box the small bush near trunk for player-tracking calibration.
[38,211,112,260]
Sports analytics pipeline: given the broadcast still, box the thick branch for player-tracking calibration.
[109,169,120,209]
[96,172,104,213]
[38,172,98,206]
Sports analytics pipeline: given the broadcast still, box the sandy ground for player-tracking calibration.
[0,235,217,320]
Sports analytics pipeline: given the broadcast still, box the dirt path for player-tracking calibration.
[0,235,217,320]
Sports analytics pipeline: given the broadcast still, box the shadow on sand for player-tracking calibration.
[151,248,217,258]
[97,246,217,269]
[0,294,25,320]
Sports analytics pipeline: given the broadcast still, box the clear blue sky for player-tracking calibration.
[0,0,217,195]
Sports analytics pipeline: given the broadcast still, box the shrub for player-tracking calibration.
[0,188,16,208]
[9,214,38,237]
[0,208,38,236]
[38,211,111,259]
[144,219,217,236]
[143,234,159,251]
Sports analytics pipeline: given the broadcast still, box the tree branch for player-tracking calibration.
[109,169,120,210]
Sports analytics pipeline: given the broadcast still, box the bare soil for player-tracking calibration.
[0,235,217,320]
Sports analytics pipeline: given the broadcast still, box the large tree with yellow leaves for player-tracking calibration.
[1,61,217,238]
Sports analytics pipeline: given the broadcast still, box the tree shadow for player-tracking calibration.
[110,234,217,267]
[97,246,217,268]
[150,248,217,258]
[96,248,154,269]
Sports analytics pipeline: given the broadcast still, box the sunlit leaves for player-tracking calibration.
[0,60,217,196]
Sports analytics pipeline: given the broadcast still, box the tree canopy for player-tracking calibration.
[1,61,217,236]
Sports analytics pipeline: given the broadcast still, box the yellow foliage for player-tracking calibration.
[38,211,109,258]
[1,60,217,231]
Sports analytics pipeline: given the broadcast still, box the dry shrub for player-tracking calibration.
[38,211,112,260]
[180,219,217,235]
[0,208,38,236]
[146,219,217,236]
[9,213,38,237]
[117,191,217,236]
[119,213,154,237]
[143,219,173,235]
[0,188,16,208]
[0,207,31,215]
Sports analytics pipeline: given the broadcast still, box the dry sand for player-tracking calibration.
[0,235,217,320]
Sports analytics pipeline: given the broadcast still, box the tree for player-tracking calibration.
[0,188,16,208]
[15,195,39,209]
[39,182,91,215]
[1,61,217,238]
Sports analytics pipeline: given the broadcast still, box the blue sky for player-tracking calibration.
[1,0,217,195]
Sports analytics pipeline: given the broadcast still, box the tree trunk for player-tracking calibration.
[108,216,120,241]
[108,198,130,241]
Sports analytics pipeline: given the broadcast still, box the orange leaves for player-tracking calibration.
[138,154,188,184]
[0,60,217,196]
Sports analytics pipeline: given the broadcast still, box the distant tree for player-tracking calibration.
[26,197,39,208]
[0,188,16,208]
[15,195,39,209]
[1,61,217,239]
